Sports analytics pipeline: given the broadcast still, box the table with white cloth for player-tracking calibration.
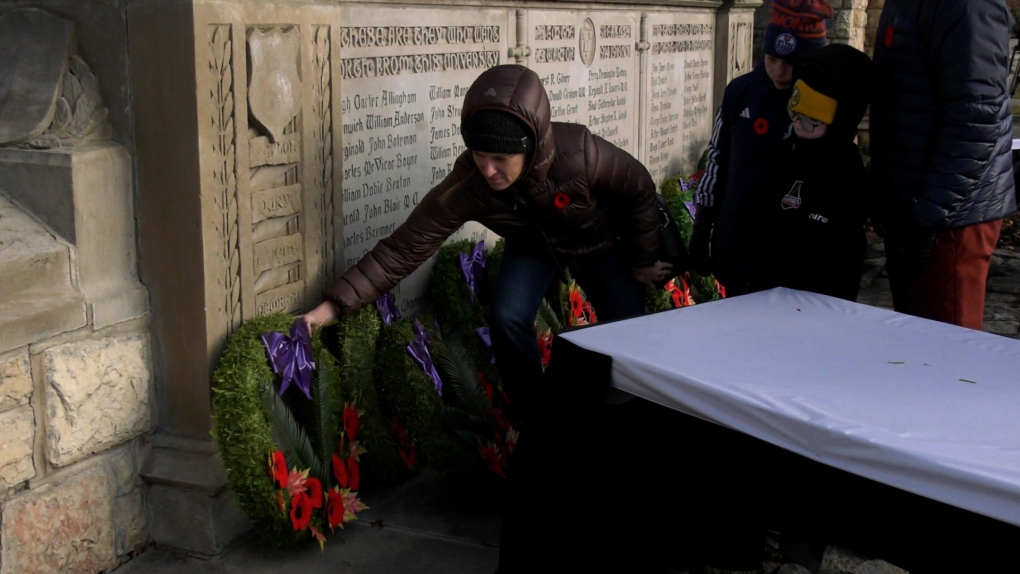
[559,287,1020,528]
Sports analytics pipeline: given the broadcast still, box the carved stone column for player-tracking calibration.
[713,0,760,111]
[127,0,342,555]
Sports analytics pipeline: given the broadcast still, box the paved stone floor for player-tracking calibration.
[110,245,1020,574]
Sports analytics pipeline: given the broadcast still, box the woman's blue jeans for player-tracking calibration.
[488,239,646,423]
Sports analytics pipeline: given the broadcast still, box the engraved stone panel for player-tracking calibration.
[248,27,302,143]
[527,11,639,153]
[337,7,507,315]
[245,25,307,319]
[645,12,715,182]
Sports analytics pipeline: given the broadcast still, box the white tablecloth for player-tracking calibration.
[560,287,1020,527]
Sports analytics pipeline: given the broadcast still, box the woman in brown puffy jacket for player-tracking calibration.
[303,64,670,423]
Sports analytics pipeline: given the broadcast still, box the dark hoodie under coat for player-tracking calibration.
[323,65,660,316]
[747,43,874,301]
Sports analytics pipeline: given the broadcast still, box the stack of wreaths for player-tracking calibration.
[211,164,721,549]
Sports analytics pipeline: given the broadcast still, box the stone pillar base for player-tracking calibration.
[139,433,250,556]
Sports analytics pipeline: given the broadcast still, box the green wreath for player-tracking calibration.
[212,313,372,549]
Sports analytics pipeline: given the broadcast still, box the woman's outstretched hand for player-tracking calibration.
[632,261,674,289]
[301,301,339,334]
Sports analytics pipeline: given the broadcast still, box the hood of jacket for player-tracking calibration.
[792,43,873,143]
[460,65,554,195]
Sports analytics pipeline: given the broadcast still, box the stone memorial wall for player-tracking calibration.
[644,10,716,183]
[0,0,888,560]
[527,10,640,153]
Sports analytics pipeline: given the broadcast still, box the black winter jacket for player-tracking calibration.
[695,63,794,291]
[870,0,1017,231]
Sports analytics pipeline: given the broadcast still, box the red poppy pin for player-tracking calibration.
[753,118,769,135]
[553,193,571,209]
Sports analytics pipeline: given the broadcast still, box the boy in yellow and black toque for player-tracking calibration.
[751,42,874,301]
[691,0,832,298]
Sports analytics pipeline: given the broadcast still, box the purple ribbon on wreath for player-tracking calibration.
[684,200,697,220]
[475,326,496,364]
[375,293,402,326]
[261,318,316,400]
[458,240,486,304]
[407,318,442,396]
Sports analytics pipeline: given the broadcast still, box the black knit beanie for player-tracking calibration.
[461,110,533,154]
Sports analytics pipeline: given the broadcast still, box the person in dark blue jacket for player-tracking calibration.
[690,0,833,296]
[871,0,1017,330]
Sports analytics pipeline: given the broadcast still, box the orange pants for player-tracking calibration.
[888,219,1002,330]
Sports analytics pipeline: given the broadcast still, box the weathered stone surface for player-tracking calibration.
[113,491,150,556]
[43,335,152,467]
[0,406,35,489]
[0,463,116,574]
[0,193,87,355]
[108,446,137,496]
[0,9,74,146]
[0,353,32,410]
[0,144,148,331]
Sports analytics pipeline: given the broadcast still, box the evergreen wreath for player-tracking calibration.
[212,313,369,550]
[373,310,479,475]
[648,153,727,312]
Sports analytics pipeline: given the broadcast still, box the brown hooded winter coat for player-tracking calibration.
[323,64,660,317]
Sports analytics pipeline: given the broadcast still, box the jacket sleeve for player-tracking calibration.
[914,0,1013,227]
[322,169,477,317]
[694,102,730,226]
[586,132,661,268]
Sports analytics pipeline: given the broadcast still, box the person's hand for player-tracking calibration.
[688,222,712,276]
[301,301,339,334]
[633,261,674,289]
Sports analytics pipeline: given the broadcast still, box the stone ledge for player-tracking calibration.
[0,290,87,355]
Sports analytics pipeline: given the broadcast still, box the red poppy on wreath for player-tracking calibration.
[327,488,345,529]
[290,491,313,531]
[553,192,571,209]
[569,290,584,318]
[691,168,705,183]
[392,419,417,469]
[347,456,361,491]
[753,118,769,135]
[666,277,694,308]
[536,330,554,366]
[304,477,324,509]
[398,444,417,469]
[478,371,494,400]
[269,450,288,488]
[343,404,360,440]
[332,453,349,488]
[582,301,597,323]
[715,279,727,299]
